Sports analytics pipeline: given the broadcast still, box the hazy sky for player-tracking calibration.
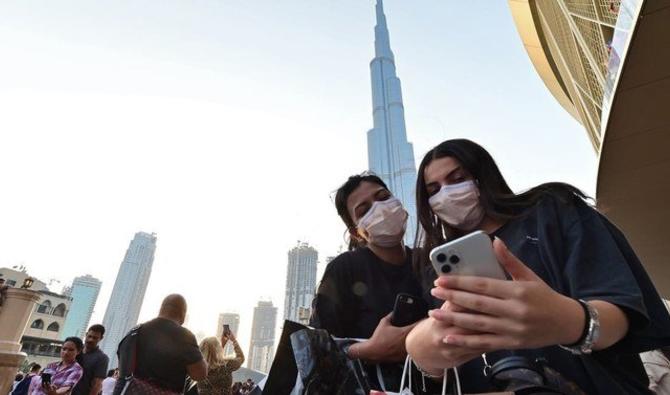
[0,1,597,353]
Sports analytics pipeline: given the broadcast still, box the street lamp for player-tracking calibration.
[21,277,34,289]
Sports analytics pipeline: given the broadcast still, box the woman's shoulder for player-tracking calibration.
[326,248,372,270]
[46,361,60,370]
[520,185,594,221]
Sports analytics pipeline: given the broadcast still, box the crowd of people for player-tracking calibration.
[8,138,670,395]
[230,380,256,395]
[9,296,248,395]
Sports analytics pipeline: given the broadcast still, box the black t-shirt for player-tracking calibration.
[418,194,670,394]
[71,347,109,395]
[310,246,426,390]
[131,318,203,392]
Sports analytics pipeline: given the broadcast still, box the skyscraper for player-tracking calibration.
[366,0,418,245]
[101,232,157,367]
[247,301,277,373]
[61,274,102,339]
[217,313,240,356]
[283,242,317,324]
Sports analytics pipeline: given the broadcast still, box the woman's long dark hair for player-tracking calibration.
[414,139,589,271]
[334,173,388,250]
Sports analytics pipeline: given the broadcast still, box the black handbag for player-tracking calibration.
[114,325,181,395]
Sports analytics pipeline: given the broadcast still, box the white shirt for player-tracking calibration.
[101,377,116,395]
[641,350,670,395]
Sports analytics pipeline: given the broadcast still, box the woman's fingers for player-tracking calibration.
[493,237,541,282]
[443,333,522,351]
[435,275,519,299]
[431,287,514,316]
[430,309,519,335]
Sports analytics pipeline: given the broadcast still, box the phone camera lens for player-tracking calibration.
[436,253,447,263]
[441,264,452,274]
[449,255,460,264]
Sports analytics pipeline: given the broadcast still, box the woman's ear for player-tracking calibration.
[349,227,366,245]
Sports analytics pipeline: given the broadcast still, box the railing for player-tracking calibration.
[601,0,643,125]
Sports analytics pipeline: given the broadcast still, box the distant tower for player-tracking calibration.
[101,232,157,367]
[367,0,418,245]
[217,313,240,355]
[61,274,102,339]
[247,301,277,373]
[283,242,318,324]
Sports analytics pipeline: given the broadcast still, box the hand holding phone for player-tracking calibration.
[390,293,427,327]
[41,372,52,386]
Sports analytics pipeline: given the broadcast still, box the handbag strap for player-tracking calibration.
[123,325,142,378]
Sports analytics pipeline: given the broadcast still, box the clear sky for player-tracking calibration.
[0,1,597,353]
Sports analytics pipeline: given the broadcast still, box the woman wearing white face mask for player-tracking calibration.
[310,173,428,392]
[405,139,670,394]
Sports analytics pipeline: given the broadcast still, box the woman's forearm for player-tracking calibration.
[590,300,629,350]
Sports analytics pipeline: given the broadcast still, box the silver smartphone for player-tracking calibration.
[429,230,507,280]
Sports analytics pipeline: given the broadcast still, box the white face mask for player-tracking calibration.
[356,197,408,247]
[428,180,485,231]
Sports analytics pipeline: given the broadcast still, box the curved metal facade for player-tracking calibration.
[510,0,670,296]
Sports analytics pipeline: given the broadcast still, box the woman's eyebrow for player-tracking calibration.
[445,166,462,179]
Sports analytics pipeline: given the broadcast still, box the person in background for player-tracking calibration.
[406,138,670,394]
[197,331,245,395]
[12,373,24,392]
[11,363,41,395]
[114,294,207,395]
[100,369,117,395]
[28,337,84,395]
[71,325,109,395]
[310,173,425,390]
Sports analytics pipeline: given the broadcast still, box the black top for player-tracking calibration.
[310,246,426,390]
[127,318,202,392]
[71,347,109,395]
[418,194,670,394]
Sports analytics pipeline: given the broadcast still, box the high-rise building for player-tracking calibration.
[217,313,240,356]
[247,301,277,373]
[366,0,418,245]
[101,232,157,367]
[283,242,317,324]
[61,274,102,339]
[508,0,670,295]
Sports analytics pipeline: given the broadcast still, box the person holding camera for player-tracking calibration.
[28,337,84,395]
[310,173,426,391]
[405,139,670,394]
[197,330,245,395]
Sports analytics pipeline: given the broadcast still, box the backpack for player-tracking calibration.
[11,374,34,395]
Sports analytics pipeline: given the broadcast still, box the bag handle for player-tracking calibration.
[401,356,456,395]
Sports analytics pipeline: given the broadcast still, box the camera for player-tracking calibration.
[41,372,52,385]
[437,251,460,274]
